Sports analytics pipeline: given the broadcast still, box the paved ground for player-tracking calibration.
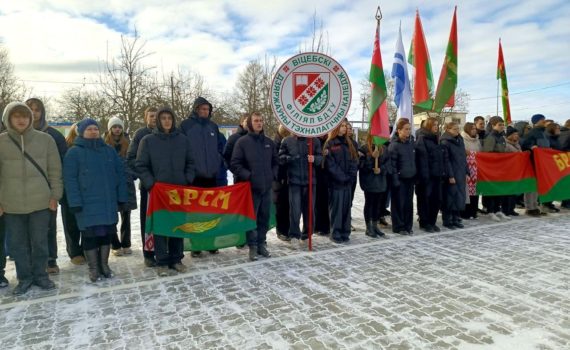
[0,193,569,349]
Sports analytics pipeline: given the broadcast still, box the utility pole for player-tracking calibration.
[170,74,175,108]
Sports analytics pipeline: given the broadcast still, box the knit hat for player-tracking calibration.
[531,114,545,125]
[107,116,124,131]
[77,118,99,136]
[506,126,518,138]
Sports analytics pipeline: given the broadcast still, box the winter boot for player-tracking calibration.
[248,246,258,261]
[258,244,271,258]
[98,245,114,278]
[84,249,100,282]
[365,221,377,238]
[371,221,385,237]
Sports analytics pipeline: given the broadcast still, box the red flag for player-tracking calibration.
[408,10,434,111]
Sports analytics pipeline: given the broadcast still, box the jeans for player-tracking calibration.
[329,186,352,240]
[288,184,315,239]
[154,235,183,267]
[247,190,271,247]
[5,209,51,283]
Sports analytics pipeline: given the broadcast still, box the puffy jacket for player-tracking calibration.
[179,97,223,179]
[126,126,153,190]
[231,131,278,193]
[522,126,550,150]
[547,134,562,151]
[388,134,416,185]
[63,136,127,230]
[358,144,390,193]
[223,125,247,167]
[324,136,358,187]
[560,126,570,151]
[279,136,322,186]
[0,102,63,214]
[483,130,506,153]
[415,128,446,180]
[136,108,196,189]
[440,132,468,211]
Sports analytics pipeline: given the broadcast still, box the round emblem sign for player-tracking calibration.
[271,52,352,137]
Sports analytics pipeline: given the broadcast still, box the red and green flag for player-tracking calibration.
[497,39,512,124]
[533,148,570,202]
[408,10,434,111]
[146,182,256,251]
[476,152,537,195]
[433,7,458,113]
[368,20,390,145]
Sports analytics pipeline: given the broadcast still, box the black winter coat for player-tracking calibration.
[388,134,416,186]
[358,144,389,193]
[179,97,223,179]
[522,126,550,150]
[136,125,196,190]
[548,134,562,151]
[415,129,446,181]
[560,127,570,151]
[483,130,507,153]
[127,126,153,187]
[324,136,358,187]
[223,125,248,167]
[440,132,468,211]
[231,132,278,194]
[279,136,322,186]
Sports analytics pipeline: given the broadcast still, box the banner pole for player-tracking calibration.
[308,138,314,252]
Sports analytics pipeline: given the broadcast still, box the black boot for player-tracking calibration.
[258,244,271,258]
[248,246,258,261]
[365,221,377,238]
[98,245,114,278]
[84,249,100,282]
[372,221,385,237]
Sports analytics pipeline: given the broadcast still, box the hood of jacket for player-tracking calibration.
[154,107,179,135]
[190,96,213,119]
[2,102,34,136]
[514,121,530,136]
[25,98,49,131]
[440,131,461,144]
[236,125,248,136]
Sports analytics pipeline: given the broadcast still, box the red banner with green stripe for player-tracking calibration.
[433,7,457,113]
[476,152,537,195]
[146,182,256,251]
[533,148,570,202]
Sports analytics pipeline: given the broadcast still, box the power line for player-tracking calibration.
[471,82,570,101]
[20,79,101,85]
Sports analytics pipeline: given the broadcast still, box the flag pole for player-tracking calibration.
[496,38,500,118]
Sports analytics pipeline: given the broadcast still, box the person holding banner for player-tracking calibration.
[460,122,482,220]
[415,117,445,233]
[273,125,291,242]
[388,119,416,235]
[503,126,522,217]
[136,107,196,277]
[358,134,389,238]
[231,112,278,261]
[482,116,511,222]
[64,118,127,283]
[521,114,550,216]
[323,121,358,243]
[279,134,322,247]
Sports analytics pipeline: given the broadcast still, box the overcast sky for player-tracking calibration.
[1,0,569,123]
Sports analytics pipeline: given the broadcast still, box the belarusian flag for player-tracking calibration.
[476,152,537,195]
[533,148,570,202]
[146,182,256,251]
[433,7,458,113]
[368,20,390,145]
[408,10,434,111]
[497,39,512,124]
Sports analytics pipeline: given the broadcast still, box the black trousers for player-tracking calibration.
[461,195,479,219]
[501,196,517,215]
[416,177,442,227]
[139,189,154,259]
[61,198,83,258]
[274,184,290,237]
[487,196,504,214]
[314,169,330,234]
[47,209,58,262]
[391,179,414,233]
[363,192,382,222]
[112,210,132,249]
[247,190,271,247]
[329,186,352,240]
[0,215,6,277]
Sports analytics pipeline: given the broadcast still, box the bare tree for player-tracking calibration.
[300,11,331,55]
[99,30,155,131]
[57,86,115,126]
[0,45,26,114]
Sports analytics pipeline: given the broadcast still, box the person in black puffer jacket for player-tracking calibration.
[415,117,446,233]
[323,120,358,243]
[440,122,469,229]
[279,135,322,244]
[126,106,158,267]
[231,112,278,261]
[136,107,195,277]
[359,134,390,238]
[388,119,416,235]
[521,114,550,216]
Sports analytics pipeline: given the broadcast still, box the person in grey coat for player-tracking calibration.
[440,122,469,229]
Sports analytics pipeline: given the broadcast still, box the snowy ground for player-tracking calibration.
[0,189,569,350]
